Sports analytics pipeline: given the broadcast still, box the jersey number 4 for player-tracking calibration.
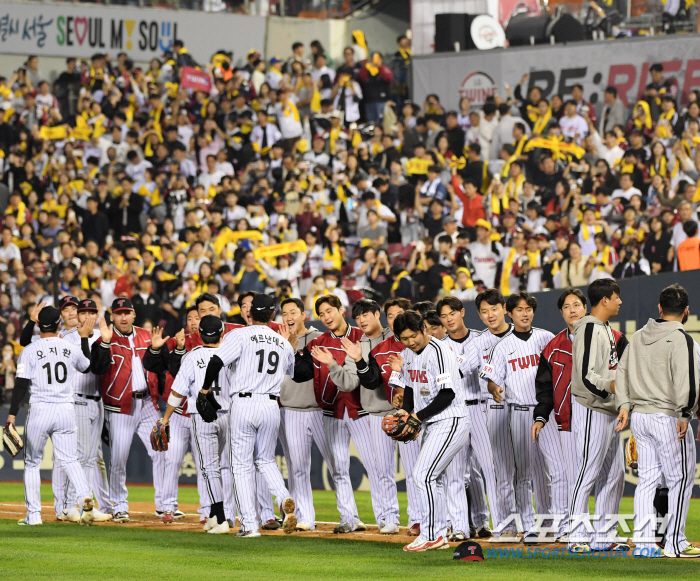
[255,349,279,375]
[42,361,68,384]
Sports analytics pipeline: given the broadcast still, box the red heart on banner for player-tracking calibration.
[75,17,88,45]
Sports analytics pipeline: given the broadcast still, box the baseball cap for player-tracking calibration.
[252,293,275,312]
[442,215,457,225]
[78,299,98,313]
[269,56,282,64]
[199,314,224,341]
[111,298,134,312]
[58,296,79,311]
[38,306,61,331]
[453,541,484,562]
[475,218,492,231]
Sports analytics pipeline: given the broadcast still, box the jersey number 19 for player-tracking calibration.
[255,349,279,375]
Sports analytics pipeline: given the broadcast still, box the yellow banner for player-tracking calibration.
[39,126,68,140]
[525,137,585,159]
[254,240,307,260]
[213,229,264,255]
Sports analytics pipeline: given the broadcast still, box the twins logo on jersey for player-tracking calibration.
[407,370,429,383]
[507,354,540,372]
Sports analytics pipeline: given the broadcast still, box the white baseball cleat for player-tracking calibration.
[58,508,80,523]
[281,497,297,534]
[295,522,311,531]
[354,520,367,531]
[207,520,230,534]
[380,522,400,535]
[92,509,113,522]
[403,536,448,552]
[233,528,262,538]
[80,497,95,526]
[203,516,218,531]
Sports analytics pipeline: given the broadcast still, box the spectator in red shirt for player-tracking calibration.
[451,166,485,227]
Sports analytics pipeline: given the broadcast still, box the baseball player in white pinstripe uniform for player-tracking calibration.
[279,298,333,531]
[437,296,496,539]
[155,315,235,534]
[615,284,700,558]
[53,298,112,523]
[202,294,297,537]
[386,310,470,552]
[10,306,98,526]
[481,292,565,543]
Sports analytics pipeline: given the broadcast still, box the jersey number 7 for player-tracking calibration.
[255,349,279,375]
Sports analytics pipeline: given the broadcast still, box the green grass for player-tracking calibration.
[1,483,700,579]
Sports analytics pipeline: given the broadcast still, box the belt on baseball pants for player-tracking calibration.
[132,391,148,399]
[77,394,101,401]
[465,399,485,406]
[238,393,278,401]
[511,405,532,411]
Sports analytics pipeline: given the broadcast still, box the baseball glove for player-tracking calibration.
[150,420,170,452]
[3,422,23,457]
[625,435,638,469]
[197,390,221,423]
[382,410,421,442]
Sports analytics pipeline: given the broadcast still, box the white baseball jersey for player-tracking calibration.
[17,336,91,403]
[60,327,101,397]
[469,325,514,398]
[398,337,466,423]
[216,325,294,396]
[467,240,504,289]
[443,330,486,399]
[480,328,554,406]
[171,345,232,412]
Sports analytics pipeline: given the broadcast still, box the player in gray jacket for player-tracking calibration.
[615,284,700,558]
[569,279,629,553]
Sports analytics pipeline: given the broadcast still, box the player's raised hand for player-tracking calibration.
[278,323,292,343]
[488,381,504,403]
[78,314,97,338]
[340,337,362,362]
[30,300,47,323]
[531,421,543,443]
[614,408,628,432]
[151,326,170,350]
[98,316,113,344]
[387,353,404,372]
[175,328,186,350]
[311,346,336,367]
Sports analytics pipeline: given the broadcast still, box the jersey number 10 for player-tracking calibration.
[42,361,68,384]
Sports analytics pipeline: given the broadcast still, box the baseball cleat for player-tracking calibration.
[281,497,297,535]
[80,497,95,526]
[354,520,367,531]
[207,521,230,534]
[469,527,476,539]
[113,511,130,523]
[477,525,493,538]
[233,528,261,538]
[173,510,186,520]
[665,545,700,558]
[18,518,41,526]
[227,518,235,528]
[295,522,311,531]
[161,511,175,524]
[58,508,80,523]
[203,516,218,531]
[603,542,630,551]
[403,535,447,552]
[448,530,467,542]
[379,522,399,535]
[92,509,113,522]
[493,530,520,543]
[570,543,591,554]
[407,523,420,536]
[333,522,353,534]
[556,534,569,543]
[261,518,281,530]
[523,532,541,544]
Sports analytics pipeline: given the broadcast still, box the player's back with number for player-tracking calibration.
[17,337,90,401]
[217,326,294,395]
[172,345,232,409]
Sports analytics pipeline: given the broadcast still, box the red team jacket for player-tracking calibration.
[369,335,404,403]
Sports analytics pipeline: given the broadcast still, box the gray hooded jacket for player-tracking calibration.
[616,318,699,422]
[280,327,322,411]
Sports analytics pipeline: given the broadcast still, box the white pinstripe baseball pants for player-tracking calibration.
[230,396,290,531]
[467,455,489,529]
[486,401,518,532]
[414,416,471,541]
[534,411,570,535]
[24,403,91,524]
[161,412,196,513]
[323,410,379,527]
[631,412,696,554]
[368,414,400,526]
[568,399,625,548]
[256,407,292,523]
[560,429,578,508]
[398,438,421,527]
[444,445,471,534]
[284,408,335,528]
[53,396,107,515]
[106,398,166,515]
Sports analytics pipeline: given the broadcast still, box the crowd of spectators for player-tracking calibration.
[0,38,698,394]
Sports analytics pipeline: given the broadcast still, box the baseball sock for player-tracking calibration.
[210,501,226,525]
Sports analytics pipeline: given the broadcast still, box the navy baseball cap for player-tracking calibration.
[78,299,98,313]
[453,541,484,561]
[38,306,61,331]
[111,298,134,312]
[58,296,79,311]
[252,294,275,312]
[199,315,224,340]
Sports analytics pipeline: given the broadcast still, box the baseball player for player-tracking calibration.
[9,306,98,526]
[481,292,562,542]
[351,298,422,536]
[532,288,588,540]
[279,297,334,531]
[202,293,297,537]
[569,278,628,553]
[90,298,167,523]
[437,296,497,539]
[334,298,400,534]
[290,294,369,533]
[615,284,700,558]
[469,289,517,541]
[156,315,234,534]
[53,298,113,523]
[387,310,470,552]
